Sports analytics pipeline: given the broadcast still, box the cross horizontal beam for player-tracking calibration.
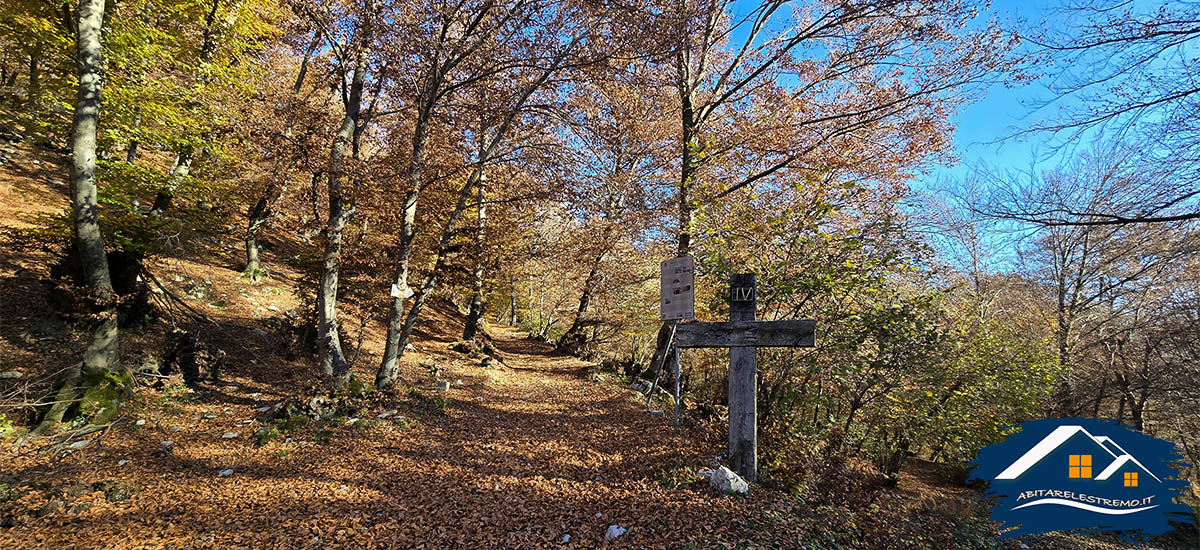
[675,319,815,348]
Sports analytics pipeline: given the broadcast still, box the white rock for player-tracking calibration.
[696,469,715,480]
[709,466,749,494]
[604,525,626,540]
[67,440,91,450]
[435,380,451,392]
[221,432,238,439]
[0,371,23,379]
[117,459,130,466]
[242,419,254,424]
[376,410,398,420]
[135,419,146,426]
[558,534,570,543]
[217,468,234,477]
[256,406,271,413]
[169,426,182,432]
[594,512,603,518]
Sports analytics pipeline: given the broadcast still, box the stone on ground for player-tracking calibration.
[709,465,749,494]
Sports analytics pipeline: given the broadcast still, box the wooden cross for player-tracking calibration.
[674,273,815,483]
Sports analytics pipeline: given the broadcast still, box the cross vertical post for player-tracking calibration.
[728,273,757,482]
[660,258,813,484]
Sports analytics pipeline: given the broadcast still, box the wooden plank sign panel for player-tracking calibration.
[674,320,815,348]
[659,256,695,320]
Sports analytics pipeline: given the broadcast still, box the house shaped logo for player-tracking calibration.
[971,418,1192,541]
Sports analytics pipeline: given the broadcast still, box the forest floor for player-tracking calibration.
[0,139,1194,549]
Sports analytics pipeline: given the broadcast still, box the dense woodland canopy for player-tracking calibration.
[0,0,1198,546]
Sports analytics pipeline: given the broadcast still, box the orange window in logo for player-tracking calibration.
[1069,454,1092,478]
[1124,472,1138,487]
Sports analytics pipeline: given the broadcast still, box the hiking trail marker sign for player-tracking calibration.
[654,262,816,483]
[660,256,695,321]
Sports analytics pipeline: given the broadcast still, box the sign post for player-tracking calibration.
[655,257,694,426]
[655,261,815,482]
[672,274,816,483]
[728,274,757,480]
[659,256,695,322]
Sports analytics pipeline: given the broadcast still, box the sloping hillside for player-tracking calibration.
[0,139,1189,549]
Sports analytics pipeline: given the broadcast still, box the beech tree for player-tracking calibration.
[32,0,129,436]
[146,0,279,216]
[553,61,673,355]
[301,0,379,382]
[1015,0,1200,225]
[982,144,1198,414]
[658,0,1014,257]
[375,0,600,388]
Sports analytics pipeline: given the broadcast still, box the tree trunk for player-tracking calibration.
[22,48,42,138]
[375,188,420,388]
[317,32,370,383]
[69,0,119,378]
[376,86,433,389]
[1091,375,1107,418]
[147,0,235,216]
[556,252,603,352]
[1132,387,1149,431]
[1054,315,1074,416]
[243,195,267,278]
[377,52,558,388]
[293,31,320,94]
[1115,373,1128,424]
[241,31,319,278]
[507,276,517,325]
[378,169,481,388]
[462,174,487,341]
[538,310,555,340]
[32,0,125,436]
[26,49,40,108]
[149,145,193,214]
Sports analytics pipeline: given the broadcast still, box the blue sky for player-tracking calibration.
[914,0,1072,191]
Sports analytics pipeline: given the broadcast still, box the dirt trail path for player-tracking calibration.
[1,326,732,549]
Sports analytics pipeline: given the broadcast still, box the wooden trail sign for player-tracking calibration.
[677,273,816,483]
[660,257,695,321]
